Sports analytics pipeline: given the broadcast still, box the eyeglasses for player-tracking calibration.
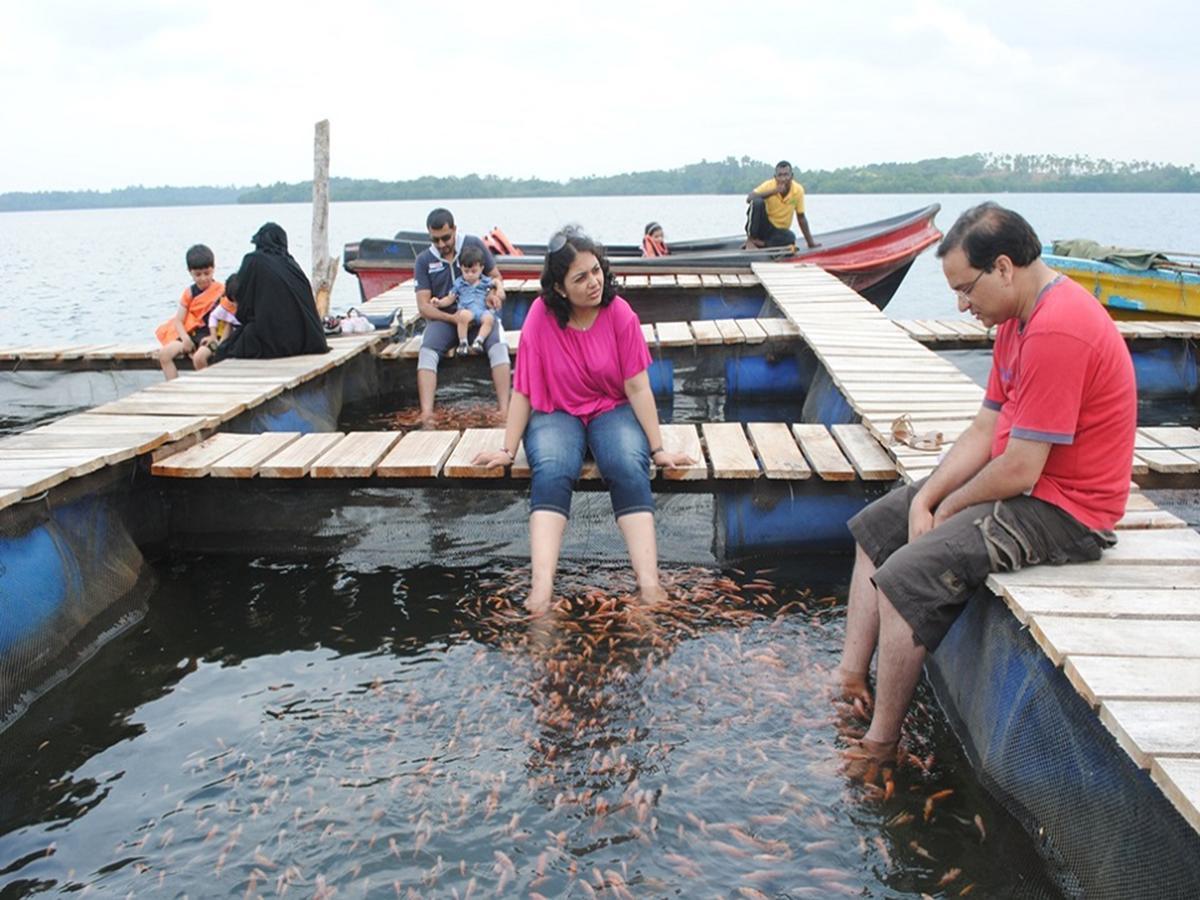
[547,227,590,256]
[954,267,989,301]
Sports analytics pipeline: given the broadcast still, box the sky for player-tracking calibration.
[1,0,1197,193]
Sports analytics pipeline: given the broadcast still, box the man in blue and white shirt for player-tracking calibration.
[414,207,509,424]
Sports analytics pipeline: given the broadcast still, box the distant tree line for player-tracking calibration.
[0,184,243,212]
[3,154,1197,212]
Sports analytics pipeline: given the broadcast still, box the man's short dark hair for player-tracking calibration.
[185,244,214,270]
[426,208,454,231]
[936,202,1043,269]
[775,160,792,171]
[459,244,484,268]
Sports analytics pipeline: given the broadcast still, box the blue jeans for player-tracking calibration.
[524,404,654,520]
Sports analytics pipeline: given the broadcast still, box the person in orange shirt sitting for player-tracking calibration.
[155,244,224,379]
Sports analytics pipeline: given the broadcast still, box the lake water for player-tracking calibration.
[2,194,1196,897]
[1,192,1197,345]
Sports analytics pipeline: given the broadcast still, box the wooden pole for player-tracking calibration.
[311,119,338,317]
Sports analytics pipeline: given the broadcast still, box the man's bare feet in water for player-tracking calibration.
[842,736,900,787]
[832,667,874,708]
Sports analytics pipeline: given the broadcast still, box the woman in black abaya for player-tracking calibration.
[213,223,328,361]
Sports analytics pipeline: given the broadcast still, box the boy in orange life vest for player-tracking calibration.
[155,244,224,380]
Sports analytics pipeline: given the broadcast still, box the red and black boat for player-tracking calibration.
[343,203,941,310]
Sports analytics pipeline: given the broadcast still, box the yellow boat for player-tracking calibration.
[1044,249,1200,320]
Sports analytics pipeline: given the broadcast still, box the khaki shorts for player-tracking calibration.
[847,479,1113,652]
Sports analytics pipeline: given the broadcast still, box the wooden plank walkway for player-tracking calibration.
[0,332,388,511]
[752,262,983,483]
[753,262,1200,837]
[377,316,803,361]
[150,422,899,485]
[896,318,1200,345]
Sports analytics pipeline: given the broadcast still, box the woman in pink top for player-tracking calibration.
[475,228,694,614]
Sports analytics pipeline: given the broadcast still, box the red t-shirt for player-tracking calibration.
[985,276,1136,530]
[513,295,652,424]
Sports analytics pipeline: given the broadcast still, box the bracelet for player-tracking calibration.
[649,446,664,456]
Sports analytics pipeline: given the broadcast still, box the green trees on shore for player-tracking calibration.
[3,154,1196,212]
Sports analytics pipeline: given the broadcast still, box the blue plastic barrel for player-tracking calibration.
[0,527,69,655]
[725,355,804,397]
[1129,344,1198,396]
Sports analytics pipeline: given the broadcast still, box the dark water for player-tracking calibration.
[0,554,1060,898]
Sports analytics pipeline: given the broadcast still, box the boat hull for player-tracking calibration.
[345,204,941,311]
[1046,253,1200,320]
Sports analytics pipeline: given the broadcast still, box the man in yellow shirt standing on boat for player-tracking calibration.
[745,160,819,250]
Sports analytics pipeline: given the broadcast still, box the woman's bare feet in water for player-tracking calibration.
[524,590,552,616]
[638,582,667,605]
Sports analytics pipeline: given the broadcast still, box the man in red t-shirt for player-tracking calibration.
[836,202,1136,781]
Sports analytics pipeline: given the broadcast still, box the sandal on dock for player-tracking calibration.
[889,414,943,452]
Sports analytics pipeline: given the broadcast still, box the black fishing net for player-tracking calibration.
[928,589,1200,900]
[0,491,153,729]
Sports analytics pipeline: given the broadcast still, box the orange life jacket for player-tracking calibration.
[642,234,669,258]
[483,226,523,257]
[154,281,224,346]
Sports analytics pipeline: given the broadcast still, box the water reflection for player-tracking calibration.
[0,558,1060,898]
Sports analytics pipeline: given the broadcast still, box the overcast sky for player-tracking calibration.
[2,0,1196,193]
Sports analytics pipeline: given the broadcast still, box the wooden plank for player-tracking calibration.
[150,433,256,478]
[655,321,695,347]
[91,396,250,418]
[1030,615,1200,665]
[699,274,724,288]
[209,433,302,477]
[310,431,402,477]
[1099,700,1200,765]
[1100,529,1200,564]
[736,319,768,344]
[257,433,346,478]
[829,424,900,480]
[712,319,745,344]
[676,274,702,288]
[719,274,741,287]
[42,413,210,441]
[1000,586,1200,623]
[648,275,676,288]
[641,323,658,346]
[0,429,165,458]
[992,565,1200,591]
[0,454,106,479]
[792,424,856,481]
[624,275,650,288]
[443,428,506,478]
[757,318,801,339]
[688,320,723,346]
[658,424,707,481]
[1066,656,1200,706]
[1151,758,1200,833]
[375,430,460,477]
[701,423,759,478]
[746,422,810,479]
[0,487,21,511]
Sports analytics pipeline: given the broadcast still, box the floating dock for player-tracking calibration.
[2,263,1198,891]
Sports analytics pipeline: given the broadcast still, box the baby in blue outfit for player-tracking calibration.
[434,243,496,355]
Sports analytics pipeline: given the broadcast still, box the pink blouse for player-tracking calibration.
[513,295,652,423]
